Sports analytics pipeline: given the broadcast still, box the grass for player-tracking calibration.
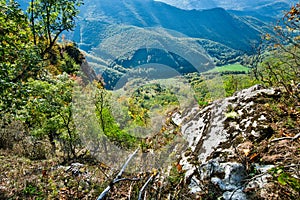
[204,64,250,73]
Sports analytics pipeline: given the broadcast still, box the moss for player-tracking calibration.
[225,111,239,119]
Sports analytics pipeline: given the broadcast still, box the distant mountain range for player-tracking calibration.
[156,0,298,24]
[75,0,264,52]
[70,0,275,88]
[17,0,294,88]
[155,0,297,12]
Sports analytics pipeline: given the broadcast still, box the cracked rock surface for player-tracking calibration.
[172,85,299,199]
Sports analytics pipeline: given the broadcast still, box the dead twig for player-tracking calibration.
[128,182,134,200]
[97,148,140,200]
[243,172,269,182]
[138,172,159,200]
[271,132,300,143]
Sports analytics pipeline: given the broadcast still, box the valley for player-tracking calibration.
[1,0,299,199]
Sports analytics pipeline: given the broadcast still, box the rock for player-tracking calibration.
[244,173,273,193]
[173,85,282,198]
[258,115,267,121]
[254,164,275,173]
[223,189,247,200]
[66,163,84,176]
[199,160,246,194]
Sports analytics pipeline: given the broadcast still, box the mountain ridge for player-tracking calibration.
[68,0,270,88]
[155,0,297,12]
[75,0,262,52]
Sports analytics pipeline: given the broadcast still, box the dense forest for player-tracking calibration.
[0,0,299,199]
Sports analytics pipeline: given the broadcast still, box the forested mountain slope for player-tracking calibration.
[74,0,262,52]
[65,0,270,89]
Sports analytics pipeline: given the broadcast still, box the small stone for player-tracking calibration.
[245,120,252,129]
[245,174,272,190]
[254,164,275,173]
[252,121,257,128]
[189,178,201,193]
[223,189,247,200]
[258,115,267,121]
[251,130,260,137]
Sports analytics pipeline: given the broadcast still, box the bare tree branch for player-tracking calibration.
[138,172,159,200]
[97,148,140,200]
[271,132,300,142]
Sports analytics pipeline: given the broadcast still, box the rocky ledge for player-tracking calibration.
[172,85,300,199]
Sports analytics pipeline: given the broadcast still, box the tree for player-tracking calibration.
[0,0,40,116]
[20,73,82,158]
[94,83,137,152]
[0,0,86,160]
[255,3,300,94]
[28,0,83,57]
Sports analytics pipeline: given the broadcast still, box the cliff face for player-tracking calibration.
[172,85,300,199]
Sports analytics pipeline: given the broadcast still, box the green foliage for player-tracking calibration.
[104,83,182,154]
[117,83,179,128]
[131,83,179,110]
[23,183,43,196]
[95,86,137,149]
[197,39,243,66]
[16,73,82,158]
[256,3,300,94]
[278,173,300,191]
[167,164,184,186]
[0,0,41,114]
[27,0,83,56]
[59,50,81,74]
[225,111,239,119]
[126,97,149,127]
[270,167,300,193]
[64,42,84,65]
[186,72,258,105]
[222,74,259,96]
[0,0,85,160]
[257,49,300,93]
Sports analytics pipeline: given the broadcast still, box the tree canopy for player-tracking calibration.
[0,0,84,159]
[28,0,83,57]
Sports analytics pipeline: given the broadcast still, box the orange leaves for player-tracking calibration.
[237,141,253,157]
[176,163,183,173]
[68,74,83,84]
[264,33,271,40]
[99,162,110,170]
[249,153,259,162]
[285,4,300,23]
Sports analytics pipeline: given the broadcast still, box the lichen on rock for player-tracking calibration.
[173,85,299,199]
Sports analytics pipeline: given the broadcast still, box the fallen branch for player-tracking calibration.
[271,132,300,143]
[97,148,140,200]
[244,172,269,182]
[128,182,134,200]
[138,172,159,200]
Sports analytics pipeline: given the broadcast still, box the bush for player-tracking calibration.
[0,120,26,150]
[13,137,51,160]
